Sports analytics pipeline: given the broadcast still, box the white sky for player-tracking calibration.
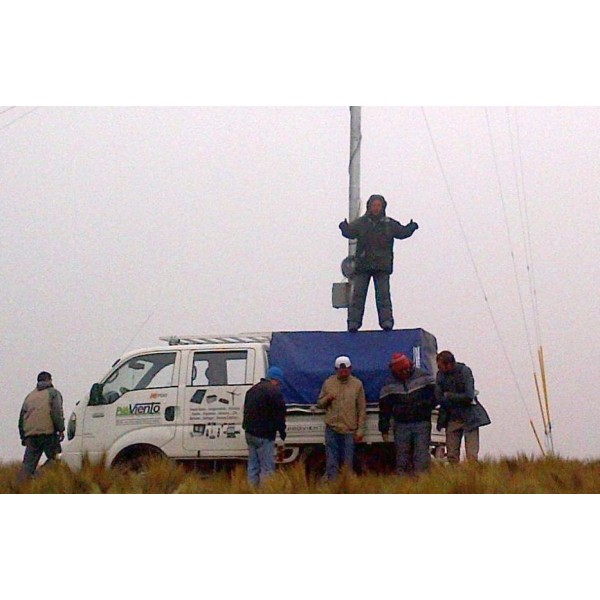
[2,104,599,463]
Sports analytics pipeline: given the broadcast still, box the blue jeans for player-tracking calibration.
[393,420,431,475]
[325,426,355,480]
[245,433,275,486]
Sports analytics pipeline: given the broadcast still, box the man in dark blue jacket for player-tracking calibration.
[339,194,418,332]
[435,351,491,463]
[379,353,436,475]
[242,366,287,486]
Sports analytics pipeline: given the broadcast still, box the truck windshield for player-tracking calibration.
[101,352,176,404]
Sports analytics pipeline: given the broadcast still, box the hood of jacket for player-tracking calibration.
[365,194,387,219]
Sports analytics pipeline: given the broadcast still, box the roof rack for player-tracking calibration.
[160,333,272,346]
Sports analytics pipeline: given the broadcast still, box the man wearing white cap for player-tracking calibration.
[317,356,366,480]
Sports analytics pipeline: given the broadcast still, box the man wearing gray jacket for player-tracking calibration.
[434,351,491,462]
[18,371,65,479]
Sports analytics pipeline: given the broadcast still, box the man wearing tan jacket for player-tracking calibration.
[317,356,366,480]
[18,371,65,480]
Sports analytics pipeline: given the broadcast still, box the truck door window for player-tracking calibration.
[190,351,248,386]
[101,353,176,404]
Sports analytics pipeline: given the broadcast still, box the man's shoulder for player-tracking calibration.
[247,380,267,395]
[456,363,473,375]
[352,215,370,227]
[322,374,340,389]
[251,378,269,387]
[413,368,435,385]
[349,374,365,387]
[22,388,36,405]
[380,376,402,396]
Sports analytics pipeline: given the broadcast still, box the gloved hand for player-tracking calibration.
[339,219,350,234]
[408,219,419,231]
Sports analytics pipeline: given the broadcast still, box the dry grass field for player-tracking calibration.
[1,455,600,493]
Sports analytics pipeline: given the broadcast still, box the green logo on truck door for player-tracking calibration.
[116,402,161,416]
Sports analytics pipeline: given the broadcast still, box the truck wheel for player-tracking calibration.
[432,445,446,460]
[112,445,165,473]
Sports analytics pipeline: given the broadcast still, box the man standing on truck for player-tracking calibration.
[242,366,287,487]
[18,371,65,481]
[339,194,419,332]
[317,356,366,480]
[434,351,490,463]
[379,353,436,475]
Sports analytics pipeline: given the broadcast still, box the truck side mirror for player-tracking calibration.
[89,383,105,406]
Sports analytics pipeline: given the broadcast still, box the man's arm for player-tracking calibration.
[274,394,287,442]
[378,394,392,438]
[49,389,65,435]
[445,366,475,405]
[317,380,334,409]
[391,219,419,240]
[424,383,437,410]
[339,218,360,239]
[18,404,26,442]
[434,373,445,407]
[355,383,367,440]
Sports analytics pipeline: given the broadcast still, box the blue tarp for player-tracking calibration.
[269,329,438,405]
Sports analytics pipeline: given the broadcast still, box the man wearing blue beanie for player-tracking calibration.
[242,365,287,486]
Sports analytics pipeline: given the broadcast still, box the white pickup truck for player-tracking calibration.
[61,329,445,471]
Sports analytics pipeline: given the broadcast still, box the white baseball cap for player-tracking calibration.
[335,356,352,369]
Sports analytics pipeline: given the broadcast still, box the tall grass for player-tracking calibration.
[1,456,600,493]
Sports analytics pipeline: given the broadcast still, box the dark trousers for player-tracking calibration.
[20,434,61,480]
[348,271,393,330]
[393,420,432,475]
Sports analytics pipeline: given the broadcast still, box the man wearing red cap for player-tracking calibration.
[379,353,436,475]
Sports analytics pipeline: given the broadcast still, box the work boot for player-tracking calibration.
[381,321,394,331]
[347,322,360,333]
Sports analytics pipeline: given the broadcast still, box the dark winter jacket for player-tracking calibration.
[242,379,287,441]
[434,363,491,431]
[378,368,436,432]
[339,198,417,274]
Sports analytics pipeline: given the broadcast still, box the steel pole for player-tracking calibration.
[347,106,362,322]
[349,106,362,245]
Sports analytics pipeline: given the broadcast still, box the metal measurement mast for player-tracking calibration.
[332,107,362,312]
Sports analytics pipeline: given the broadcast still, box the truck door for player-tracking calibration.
[182,349,254,455]
[82,351,180,462]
